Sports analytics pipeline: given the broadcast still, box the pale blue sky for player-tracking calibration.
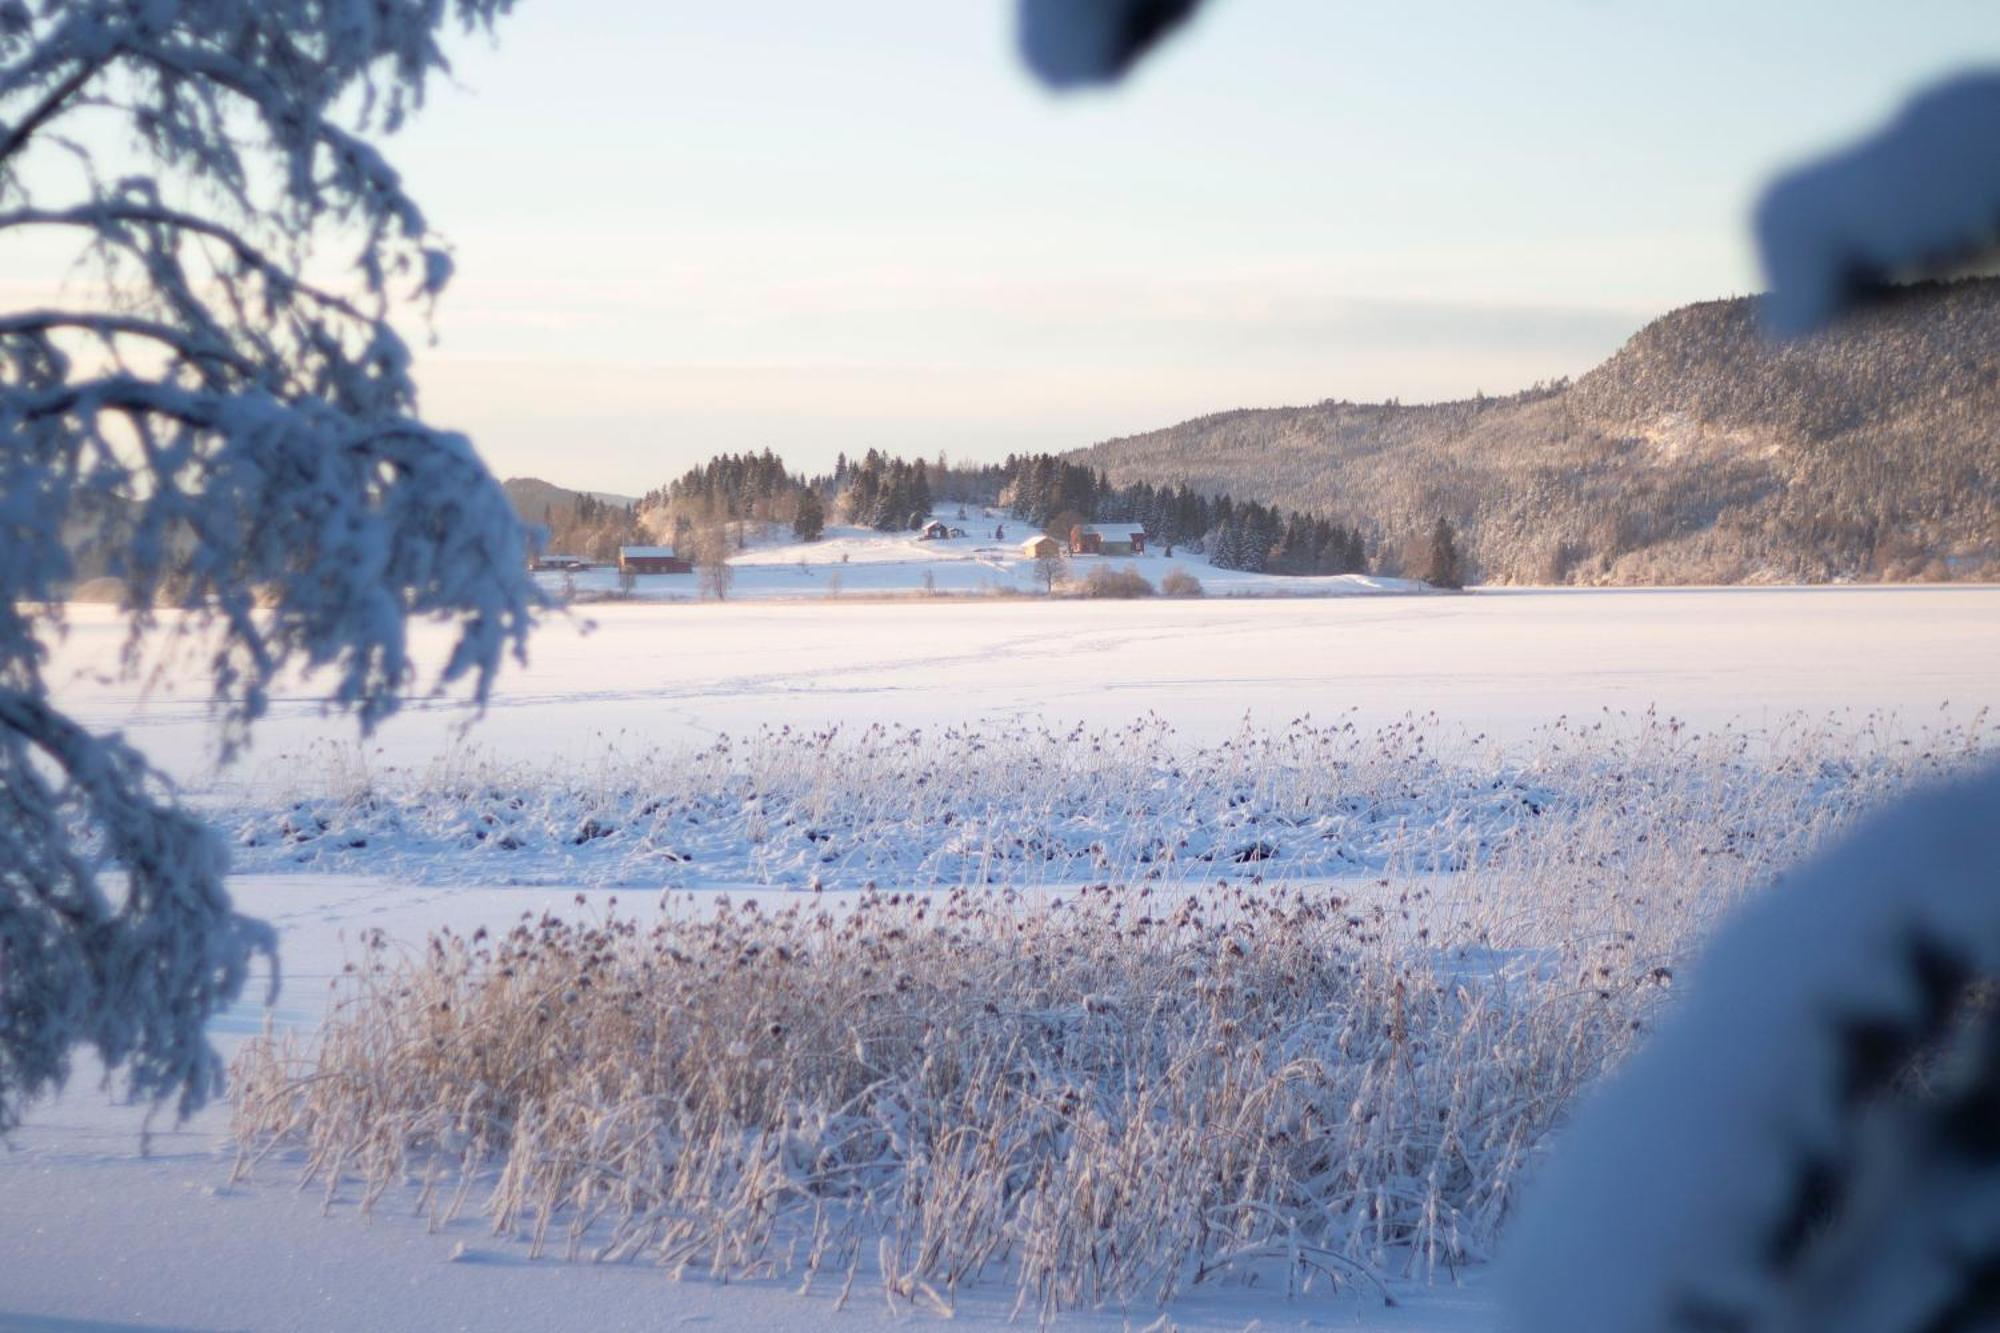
[75,3,2000,490]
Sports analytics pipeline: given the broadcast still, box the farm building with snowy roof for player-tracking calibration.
[618,545,692,575]
[1070,524,1147,556]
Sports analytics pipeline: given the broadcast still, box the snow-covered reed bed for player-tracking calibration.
[222,709,1990,894]
[228,711,1993,1316]
[232,883,1637,1318]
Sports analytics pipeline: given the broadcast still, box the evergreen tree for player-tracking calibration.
[849,458,879,525]
[1273,512,1311,573]
[1422,517,1466,588]
[1238,515,1270,572]
[1179,488,1206,548]
[793,488,826,542]
[872,462,911,531]
[1209,522,1239,570]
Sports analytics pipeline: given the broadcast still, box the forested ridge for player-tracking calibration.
[1071,280,2000,584]
[614,448,1382,576]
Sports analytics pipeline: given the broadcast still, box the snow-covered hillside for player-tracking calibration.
[538,518,1424,601]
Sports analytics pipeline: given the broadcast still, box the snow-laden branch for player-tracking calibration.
[1018,0,1206,89]
[0,687,277,1135]
[5,371,536,730]
[0,0,532,1129]
[0,51,108,166]
[1506,763,2000,1332]
[0,200,379,324]
[1758,73,2000,335]
[0,309,258,380]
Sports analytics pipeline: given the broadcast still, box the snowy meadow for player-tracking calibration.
[9,588,2000,1330]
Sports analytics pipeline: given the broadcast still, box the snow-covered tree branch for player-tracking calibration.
[1017,0,1204,88]
[0,0,535,1132]
[1505,766,2000,1333]
[1017,3,2000,344]
[1757,73,2000,336]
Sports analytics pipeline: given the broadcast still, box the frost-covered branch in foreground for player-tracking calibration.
[1506,763,2000,1333]
[0,1,534,1131]
[1758,74,2000,335]
[1017,4,2000,344]
[1017,0,1205,88]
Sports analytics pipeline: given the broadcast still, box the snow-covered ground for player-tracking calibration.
[39,584,2000,786]
[538,520,1423,602]
[8,586,1999,1331]
[0,876,1498,1333]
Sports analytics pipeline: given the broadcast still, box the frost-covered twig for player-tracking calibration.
[0,0,533,1129]
[0,689,276,1132]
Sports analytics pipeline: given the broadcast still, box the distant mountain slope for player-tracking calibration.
[502,477,641,561]
[1072,280,2000,584]
[502,477,637,525]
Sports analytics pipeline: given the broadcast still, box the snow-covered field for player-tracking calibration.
[38,584,2000,785]
[539,521,1423,602]
[7,586,1999,1331]
[9,883,1503,1333]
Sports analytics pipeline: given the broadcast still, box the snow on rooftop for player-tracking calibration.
[618,545,678,559]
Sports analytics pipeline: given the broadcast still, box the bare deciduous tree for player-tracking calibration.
[695,526,735,601]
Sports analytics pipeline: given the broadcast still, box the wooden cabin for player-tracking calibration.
[1070,524,1147,557]
[617,545,692,575]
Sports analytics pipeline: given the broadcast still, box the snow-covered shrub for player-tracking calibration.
[1160,567,1205,596]
[233,883,1632,1317]
[222,711,1991,897]
[1073,564,1156,598]
[0,1,534,1130]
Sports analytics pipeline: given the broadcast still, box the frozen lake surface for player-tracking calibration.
[43,584,2000,786]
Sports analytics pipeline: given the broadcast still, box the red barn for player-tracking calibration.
[618,545,692,575]
[1070,524,1147,556]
